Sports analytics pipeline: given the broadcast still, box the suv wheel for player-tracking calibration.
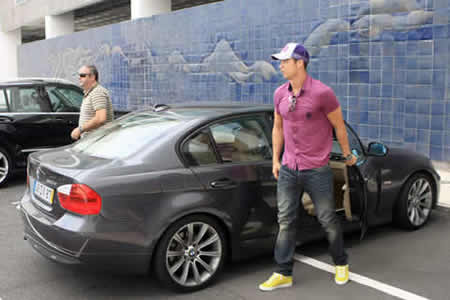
[0,147,13,187]
[153,215,227,292]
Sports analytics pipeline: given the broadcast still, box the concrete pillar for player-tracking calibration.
[45,12,74,39]
[0,28,21,80]
[131,0,171,19]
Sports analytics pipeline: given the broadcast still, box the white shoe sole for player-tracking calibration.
[335,279,349,285]
[259,282,293,291]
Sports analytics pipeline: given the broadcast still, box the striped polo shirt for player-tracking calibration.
[79,83,114,129]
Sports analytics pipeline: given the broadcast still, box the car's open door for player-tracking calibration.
[340,123,369,239]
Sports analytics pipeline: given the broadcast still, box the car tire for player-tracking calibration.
[0,147,13,187]
[153,214,227,292]
[394,173,435,230]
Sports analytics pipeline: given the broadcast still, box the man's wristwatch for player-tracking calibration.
[78,125,84,133]
[344,154,353,161]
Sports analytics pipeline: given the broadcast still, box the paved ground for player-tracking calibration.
[1,175,449,300]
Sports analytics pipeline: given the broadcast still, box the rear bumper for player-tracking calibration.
[20,190,153,274]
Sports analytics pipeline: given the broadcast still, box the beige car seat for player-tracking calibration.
[232,127,264,162]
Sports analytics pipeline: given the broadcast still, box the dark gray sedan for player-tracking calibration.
[20,104,440,292]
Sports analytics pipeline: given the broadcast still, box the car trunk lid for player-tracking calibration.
[27,148,112,219]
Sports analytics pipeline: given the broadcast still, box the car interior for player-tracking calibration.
[301,160,353,221]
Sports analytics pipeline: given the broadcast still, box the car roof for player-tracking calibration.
[133,102,273,123]
[0,77,77,87]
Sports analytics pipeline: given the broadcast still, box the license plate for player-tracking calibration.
[33,180,55,205]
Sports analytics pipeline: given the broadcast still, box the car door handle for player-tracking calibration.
[210,178,237,189]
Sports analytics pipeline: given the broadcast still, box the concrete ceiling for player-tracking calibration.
[21,0,222,43]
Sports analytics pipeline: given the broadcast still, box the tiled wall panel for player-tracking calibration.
[18,0,450,161]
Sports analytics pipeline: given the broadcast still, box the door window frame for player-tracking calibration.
[0,88,9,112]
[179,112,273,167]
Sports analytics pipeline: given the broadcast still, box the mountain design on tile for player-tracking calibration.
[168,39,278,83]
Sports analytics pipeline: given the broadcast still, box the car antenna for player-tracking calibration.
[152,103,170,112]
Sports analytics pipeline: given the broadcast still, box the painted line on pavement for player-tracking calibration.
[293,254,429,300]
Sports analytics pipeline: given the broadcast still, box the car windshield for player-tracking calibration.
[72,112,182,159]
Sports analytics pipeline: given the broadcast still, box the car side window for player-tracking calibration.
[7,87,51,113]
[182,130,218,166]
[210,117,272,163]
[346,125,364,156]
[56,87,83,109]
[331,125,364,157]
[0,89,7,112]
[45,86,81,112]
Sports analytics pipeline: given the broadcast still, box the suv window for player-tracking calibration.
[0,90,7,112]
[45,86,82,112]
[55,87,83,107]
[7,87,51,112]
[210,117,271,163]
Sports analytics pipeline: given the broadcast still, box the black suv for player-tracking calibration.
[0,78,114,186]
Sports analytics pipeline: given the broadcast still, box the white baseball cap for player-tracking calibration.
[271,43,310,62]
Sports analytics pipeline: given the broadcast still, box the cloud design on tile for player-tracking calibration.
[352,10,433,38]
[303,19,350,56]
[301,1,433,54]
[167,39,278,83]
[358,0,419,15]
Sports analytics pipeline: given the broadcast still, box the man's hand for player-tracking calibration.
[345,154,358,166]
[272,161,281,180]
[71,127,81,140]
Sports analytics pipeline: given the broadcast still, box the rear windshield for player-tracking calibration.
[72,112,182,159]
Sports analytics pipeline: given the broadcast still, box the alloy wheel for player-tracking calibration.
[165,222,223,287]
[407,178,433,227]
[0,151,9,184]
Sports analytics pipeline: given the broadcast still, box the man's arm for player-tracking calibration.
[326,106,357,166]
[81,108,107,132]
[71,108,107,140]
[272,111,284,179]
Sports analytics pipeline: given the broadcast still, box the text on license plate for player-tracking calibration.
[33,180,54,204]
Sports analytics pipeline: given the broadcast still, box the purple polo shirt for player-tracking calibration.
[274,75,340,171]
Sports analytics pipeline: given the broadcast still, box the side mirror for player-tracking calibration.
[367,142,388,157]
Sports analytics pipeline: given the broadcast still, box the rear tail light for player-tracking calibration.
[57,184,102,215]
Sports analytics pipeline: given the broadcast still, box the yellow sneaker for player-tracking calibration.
[335,265,349,285]
[259,272,293,291]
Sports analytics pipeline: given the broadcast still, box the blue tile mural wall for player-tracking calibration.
[18,0,450,162]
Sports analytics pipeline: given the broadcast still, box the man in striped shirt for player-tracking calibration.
[71,65,114,140]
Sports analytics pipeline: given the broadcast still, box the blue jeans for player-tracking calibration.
[275,164,348,276]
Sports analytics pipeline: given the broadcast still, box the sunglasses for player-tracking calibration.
[78,73,91,78]
[288,95,297,112]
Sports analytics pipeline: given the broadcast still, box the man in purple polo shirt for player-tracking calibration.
[259,43,357,291]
